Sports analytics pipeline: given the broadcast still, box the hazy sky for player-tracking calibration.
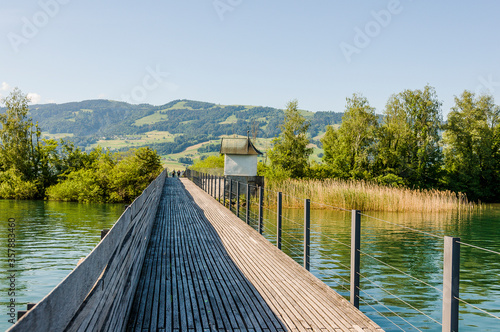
[1,0,499,116]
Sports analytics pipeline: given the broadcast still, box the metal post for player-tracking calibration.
[246,183,251,225]
[212,175,215,197]
[223,177,227,207]
[442,236,460,332]
[350,210,361,308]
[101,229,109,240]
[236,181,240,218]
[218,176,221,203]
[304,199,310,271]
[228,179,232,212]
[277,192,282,250]
[258,186,264,235]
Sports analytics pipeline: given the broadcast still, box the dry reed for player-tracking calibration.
[264,178,478,212]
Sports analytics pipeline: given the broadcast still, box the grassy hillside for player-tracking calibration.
[0,99,343,168]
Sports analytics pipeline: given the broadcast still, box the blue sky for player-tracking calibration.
[1,0,499,116]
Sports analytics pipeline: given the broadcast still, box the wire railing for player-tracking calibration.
[186,170,500,330]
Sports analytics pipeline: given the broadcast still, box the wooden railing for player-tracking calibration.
[8,169,167,332]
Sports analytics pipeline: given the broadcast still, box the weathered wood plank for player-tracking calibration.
[7,170,166,332]
[127,178,382,332]
[183,178,384,332]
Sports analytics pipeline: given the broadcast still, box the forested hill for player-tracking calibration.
[2,99,344,150]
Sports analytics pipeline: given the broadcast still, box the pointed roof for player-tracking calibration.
[220,137,263,155]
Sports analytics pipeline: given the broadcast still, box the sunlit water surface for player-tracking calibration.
[1,199,499,331]
[249,204,500,331]
[0,199,124,331]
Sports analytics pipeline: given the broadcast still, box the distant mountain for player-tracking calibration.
[1,99,344,152]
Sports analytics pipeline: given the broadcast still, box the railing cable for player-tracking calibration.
[357,291,422,331]
[358,272,442,326]
[359,213,442,239]
[457,241,500,256]
[359,249,443,293]
[454,297,500,320]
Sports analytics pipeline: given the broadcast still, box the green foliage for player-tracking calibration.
[0,168,38,199]
[264,165,292,182]
[45,168,105,203]
[0,88,41,182]
[375,173,405,187]
[257,161,267,176]
[443,91,500,201]
[178,157,193,165]
[321,94,377,179]
[375,85,443,188]
[307,162,340,180]
[109,147,163,202]
[267,100,313,178]
[47,147,162,203]
[190,155,224,173]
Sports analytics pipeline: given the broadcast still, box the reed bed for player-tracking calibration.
[264,178,478,212]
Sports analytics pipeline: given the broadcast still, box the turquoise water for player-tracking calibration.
[0,199,124,332]
[251,206,500,331]
[1,198,499,331]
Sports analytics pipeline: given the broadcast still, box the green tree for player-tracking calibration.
[375,85,443,188]
[321,94,377,179]
[267,100,312,178]
[190,155,224,173]
[443,91,500,201]
[0,88,41,182]
[109,147,163,202]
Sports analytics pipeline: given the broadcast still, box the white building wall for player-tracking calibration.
[224,154,258,176]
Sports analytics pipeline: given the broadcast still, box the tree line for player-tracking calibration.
[265,86,500,202]
[0,89,163,202]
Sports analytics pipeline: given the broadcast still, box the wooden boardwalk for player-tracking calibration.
[127,178,383,332]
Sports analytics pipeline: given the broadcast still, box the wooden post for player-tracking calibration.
[350,210,361,309]
[236,181,240,219]
[258,186,264,235]
[228,179,233,213]
[246,183,251,225]
[304,199,310,271]
[442,236,460,332]
[277,192,282,250]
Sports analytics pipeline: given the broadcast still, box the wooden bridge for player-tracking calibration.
[8,172,383,332]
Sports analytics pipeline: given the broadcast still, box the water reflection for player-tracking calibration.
[0,199,123,331]
[258,206,500,331]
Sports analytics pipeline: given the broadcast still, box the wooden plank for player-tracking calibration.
[182,179,384,332]
[7,170,166,332]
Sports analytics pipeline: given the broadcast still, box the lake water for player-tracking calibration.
[0,199,124,332]
[247,204,500,331]
[1,198,499,331]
